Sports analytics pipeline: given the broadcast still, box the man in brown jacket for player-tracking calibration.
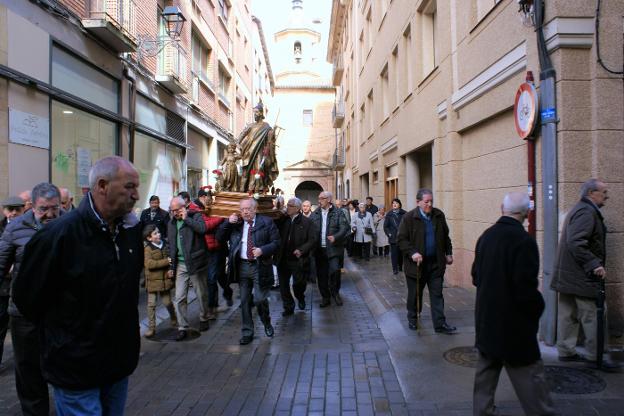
[397,189,455,333]
[551,179,619,371]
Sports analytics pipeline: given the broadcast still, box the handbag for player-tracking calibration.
[364,226,373,235]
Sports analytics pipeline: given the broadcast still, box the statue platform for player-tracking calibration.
[206,191,281,219]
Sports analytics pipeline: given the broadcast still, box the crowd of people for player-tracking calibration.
[0,154,618,415]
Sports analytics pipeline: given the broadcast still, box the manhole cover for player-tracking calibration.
[544,365,606,394]
[443,346,479,368]
[145,327,201,343]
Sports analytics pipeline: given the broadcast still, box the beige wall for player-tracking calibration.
[329,0,624,330]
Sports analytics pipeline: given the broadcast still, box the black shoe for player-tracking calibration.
[239,335,253,345]
[282,309,294,317]
[393,270,398,275]
[298,299,306,310]
[408,322,418,330]
[225,296,234,307]
[319,299,331,308]
[333,294,343,306]
[435,323,457,334]
[176,330,188,341]
[558,353,589,363]
[264,323,274,337]
[199,320,210,332]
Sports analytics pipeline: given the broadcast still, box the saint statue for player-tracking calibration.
[218,142,241,192]
[236,101,278,193]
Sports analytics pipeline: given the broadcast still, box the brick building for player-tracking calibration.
[0,0,272,211]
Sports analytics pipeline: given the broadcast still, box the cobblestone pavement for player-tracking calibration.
[1,254,623,415]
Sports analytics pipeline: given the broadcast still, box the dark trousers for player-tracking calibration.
[239,261,270,337]
[405,259,447,327]
[474,352,555,416]
[0,296,8,366]
[278,259,307,311]
[214,247,232,302]
[390,244,403,273]
[346,236,354,257]
[206,250,219,308]
[359,242,371,260]
[315,248,342,301]
[11,315,49,416]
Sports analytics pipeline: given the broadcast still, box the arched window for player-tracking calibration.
[294,41,302,63]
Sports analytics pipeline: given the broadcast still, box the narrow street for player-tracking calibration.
[1,256,623,415]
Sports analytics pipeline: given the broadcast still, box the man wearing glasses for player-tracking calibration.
[0,183,62,415]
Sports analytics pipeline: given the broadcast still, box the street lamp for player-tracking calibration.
[162,6,186,39]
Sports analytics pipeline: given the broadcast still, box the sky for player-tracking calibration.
[252,0,333,74]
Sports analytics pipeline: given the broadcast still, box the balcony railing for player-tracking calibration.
[156,42,189,94]
[332,147,346,170]
[332,53,344,86]
[83,0,137,52]
[332,100,345,128]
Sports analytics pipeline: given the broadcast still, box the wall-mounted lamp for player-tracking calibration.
[162,6,186,39]
[137,6,186,59]
[517,0,535,27]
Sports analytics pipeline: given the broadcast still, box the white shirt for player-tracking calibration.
[321,208,329,247]
[240,216,256,259]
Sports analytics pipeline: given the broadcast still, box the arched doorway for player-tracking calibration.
[295,181,323,206]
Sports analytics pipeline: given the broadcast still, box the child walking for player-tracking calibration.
[143,224,177,338]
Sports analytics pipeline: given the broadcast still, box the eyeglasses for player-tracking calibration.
[35,205,60,214]
[318,197,328,200]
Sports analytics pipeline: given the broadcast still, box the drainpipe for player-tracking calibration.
[534,0,558,345]
[123,62,137,163]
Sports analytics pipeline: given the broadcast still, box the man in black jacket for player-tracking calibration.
[384,198,406,275]
[168,196,210,340]
[217,198,280,345]
[397,189,455,333]
[472,192,555,416]
[13,156,143,415]
[140,195,170,240]
[310,191,350,307]
[277,197,318,316]
[0,182,62,415]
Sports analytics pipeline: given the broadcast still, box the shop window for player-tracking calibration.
[51,46,119,113]
[51,101,117,207]
[133,132,184,212]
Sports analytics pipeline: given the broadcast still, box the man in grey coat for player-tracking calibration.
[551,179,619,371]
[168,196,209,341]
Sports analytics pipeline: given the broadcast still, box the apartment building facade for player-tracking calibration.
[0,0,272,212]
[328,0,624,335]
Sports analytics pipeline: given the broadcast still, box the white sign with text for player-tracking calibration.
[9,109,50,149]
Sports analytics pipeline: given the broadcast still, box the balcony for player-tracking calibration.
[156,42,188,94]
[332,54,344,86]
[332,147,346,171]
[82,0,137,52]
[332,100,345,128]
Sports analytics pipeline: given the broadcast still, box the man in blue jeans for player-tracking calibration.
[13,156,143,415]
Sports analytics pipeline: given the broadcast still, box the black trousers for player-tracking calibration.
[0,296,8,366]
[216,248,233,301]
[278,259,307,311]
[315,248,342,300]
[359,242,371,260]
[405,259,447,328]
[10,315,49,416]
[390,244,403,273]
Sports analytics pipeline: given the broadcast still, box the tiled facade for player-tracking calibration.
[328,0,624,336]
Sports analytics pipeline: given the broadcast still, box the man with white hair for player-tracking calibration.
[472,192,555,415]
[310,191,350,307]
[276,197,318,316]
[59,187,75,212]
[14,156,143,414]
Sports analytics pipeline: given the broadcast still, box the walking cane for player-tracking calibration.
[596,279,606,369]
[416,263,421,331]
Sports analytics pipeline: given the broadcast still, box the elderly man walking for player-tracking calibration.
[472,192,555,416]
[552,179,620,371]
[310,192,350,307]
[277,198,318,316]
[397,188,455,333]
[0,183,63,415]
[218,198,280,345]
[13,156,143,415]
[168,196,210,341]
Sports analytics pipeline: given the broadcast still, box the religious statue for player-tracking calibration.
[218,142,241,192]
[236,101,278,193]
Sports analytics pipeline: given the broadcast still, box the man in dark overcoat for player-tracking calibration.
[471,192,555,416]
[397,188,455,333]
[217,198,280,345]
[551,178,619,371]
[276,197,318,316]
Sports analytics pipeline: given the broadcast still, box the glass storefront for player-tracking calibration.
[51,101,117,206]
[133,131,185,215]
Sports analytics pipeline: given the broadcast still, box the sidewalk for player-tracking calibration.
[348,255,624,415]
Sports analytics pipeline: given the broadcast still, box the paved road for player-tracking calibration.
[1,254,623,415]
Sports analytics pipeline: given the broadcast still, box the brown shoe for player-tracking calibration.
[144,328,155,338]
